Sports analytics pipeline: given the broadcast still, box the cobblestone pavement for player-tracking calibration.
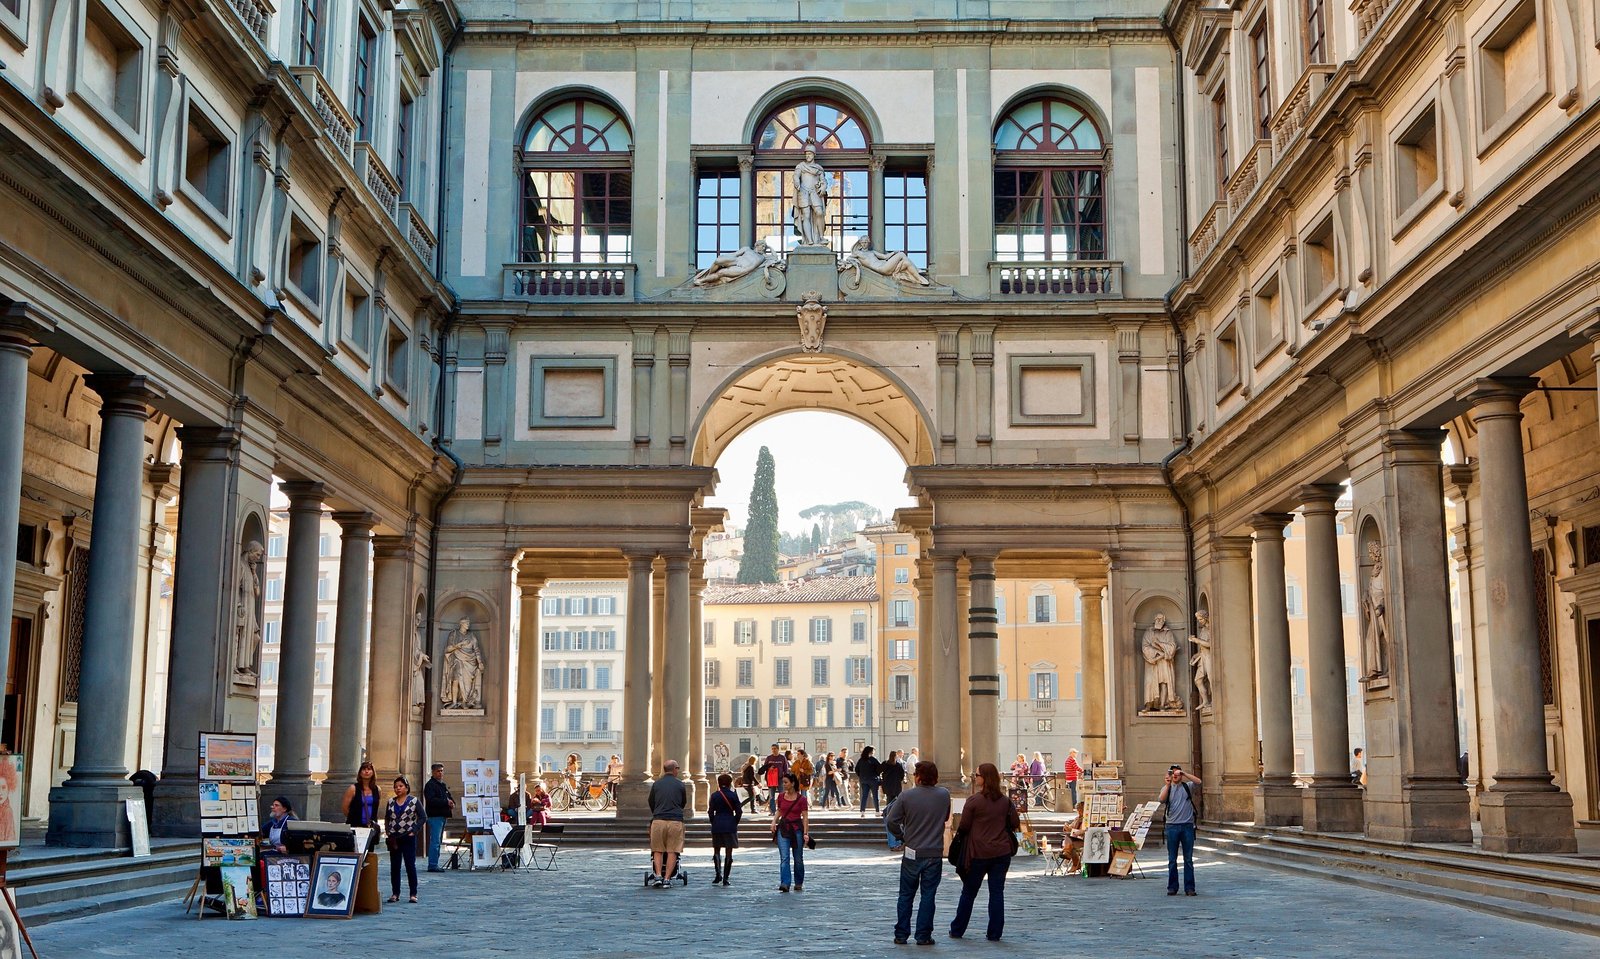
[33,844,1596,958]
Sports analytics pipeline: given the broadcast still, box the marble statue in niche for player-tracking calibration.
[1189,611,1214,712]
[1139,613,1184,714]
[1360,540,1389,678]
[792,144,829,247]
[410,613,430,710]
[233,541,266,684]
[440,618,485,712]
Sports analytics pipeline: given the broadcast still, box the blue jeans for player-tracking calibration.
[858,780,881,813]
[776,832,805,887]
[950,855,1010,940]
[1066,779,1078,806]
[1165,821,1196,892]
[823,780,842,807]
[895,855,942,942]
[426,816,447,869]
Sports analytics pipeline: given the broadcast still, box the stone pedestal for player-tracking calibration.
[1302,784,1366,832]
[1254,782,1304,827]
[784,247,838,298]
[1480,790,1578,854]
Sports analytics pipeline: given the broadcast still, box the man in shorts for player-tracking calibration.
[648,760,688,888]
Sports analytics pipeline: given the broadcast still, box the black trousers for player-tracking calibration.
[390,835,418,896]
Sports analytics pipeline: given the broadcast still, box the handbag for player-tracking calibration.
[946,830,967,869]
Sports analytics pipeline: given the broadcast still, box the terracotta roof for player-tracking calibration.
[704,576,880,606]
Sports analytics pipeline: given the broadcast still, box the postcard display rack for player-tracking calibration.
[459,760,502,869]
[1079,761,1134,878]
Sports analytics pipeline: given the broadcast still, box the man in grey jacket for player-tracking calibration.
[885,761,952,945]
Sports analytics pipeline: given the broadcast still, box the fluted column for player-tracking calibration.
[46,376,160,846]
[1212,536,1258,822]
[325,512,374,786]
[1465,380,1576,853]
[967,553,1000,772]
[929,551,961,773]
[1298,487,1363,830]
[618,551,655,815]
[264,481,326,820]
[366,535,413,780]
[152,427,240,835]
[1251,514,1300,826]
[1078,578,1107,763]
[515,573,546,777]
[0,315,37,732]
[663,552,694,812]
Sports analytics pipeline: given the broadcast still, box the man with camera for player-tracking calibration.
[1158,764,1202,896]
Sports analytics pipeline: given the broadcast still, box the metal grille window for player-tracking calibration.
[519,99,633,263]
[60,545,90,702]
[753,97,870,255]
[882,170,928,269]
[696,171,741,269]
[1534,550,1554,705]
[992,98,1105,261]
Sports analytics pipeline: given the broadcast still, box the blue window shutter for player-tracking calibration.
[806,698,815,728]
[865,659,873,684]
[867,699,874,728]
[844,700,853,728]
[827,697,835,727]
[768,697,776,728]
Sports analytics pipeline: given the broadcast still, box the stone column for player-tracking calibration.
[650,559,666,776]
[514,573,546,777]
[913,555,935,757]
[1078,578,1108,763]
[46,376,158,847]
[1299,486,1364,831]
[152,427,240,836]
[0,315,37,734]
[263,481,326,821]
[929,552,961,773]
[325,512,374,786]
[663,552,694,811]
[1212,535,1258,822]
[1464,381,1577,853]
[688,560,707,801]
[967,553,1000,773]
[366,535,413,780]
[1251,514,1300,826]
[618,551,655,815]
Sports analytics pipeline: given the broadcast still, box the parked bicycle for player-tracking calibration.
[547,777,613,812]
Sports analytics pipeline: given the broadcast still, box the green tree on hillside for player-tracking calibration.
[738,446,780,583]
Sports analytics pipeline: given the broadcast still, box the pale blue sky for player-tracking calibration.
[705,410,917,534]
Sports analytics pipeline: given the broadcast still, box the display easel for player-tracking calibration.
[0,850,40,959]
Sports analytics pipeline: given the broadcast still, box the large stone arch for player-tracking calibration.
[689,350,936,468]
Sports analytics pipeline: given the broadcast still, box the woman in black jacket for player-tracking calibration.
[881,750,906,802]
[855,746,883,813]
[707,772,743,886]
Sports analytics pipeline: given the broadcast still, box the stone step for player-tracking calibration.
[9,844,197,889]
[16,857,201,910]
[1197,828,1600,936]
[21,879,199,927]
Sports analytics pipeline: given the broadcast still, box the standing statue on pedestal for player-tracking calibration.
[791,143,829,247]
[410,613,430,710]
[1360,540,1388,678]
[441,618,485,710]
[233,541,266,683]
[1140,613,1183,712]
[1189,611,1214,712]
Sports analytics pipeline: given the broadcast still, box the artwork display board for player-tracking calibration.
[1085,793,1124,827]
[471,834,500,869]
[199,732,258,782]
[126,799,151,858]
[0,754,21,849]
[304,853,361,919]
[1083,827,1112,864]
[199,781,260,836]
[263,857,311,917]
[459,761,501,829]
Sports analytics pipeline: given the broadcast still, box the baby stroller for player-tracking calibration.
[644,866,690,889]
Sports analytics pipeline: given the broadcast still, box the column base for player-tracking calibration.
[151,774,203,838]
[614,776,655,819]
[263,778,323,823]
[46,780,144,848]
[1208,777,1257,823]
[1301,782,1365,833]
[692,775,710,814]
[1480,787,1577,854]
[1364,779,1473,844]
[1253,780,1303,827]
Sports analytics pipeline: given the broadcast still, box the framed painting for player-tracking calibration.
[0,754,20,849]
[199,732,257,783]
[304,852,360,919]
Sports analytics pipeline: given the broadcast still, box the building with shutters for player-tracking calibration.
[531,581,626,774]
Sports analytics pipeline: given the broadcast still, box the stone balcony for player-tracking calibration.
[1272,65,1336,156]
[1187,199,1229,266]
[503,263,636,299]
[289,66,356,159]
[988,260,1122,297]
[354,142,400,218]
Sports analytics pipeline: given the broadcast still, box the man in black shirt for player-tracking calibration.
[647,760,689,888]
[423,762,454,871]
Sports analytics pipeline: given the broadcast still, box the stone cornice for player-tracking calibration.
[457,17,1168,46]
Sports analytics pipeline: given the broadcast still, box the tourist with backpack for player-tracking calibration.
[740,756,762,812]
[1159,764,1203,896]
[759,744,789,811]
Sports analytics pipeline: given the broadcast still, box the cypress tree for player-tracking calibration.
[738,446,780,583]
[810,522,823,551]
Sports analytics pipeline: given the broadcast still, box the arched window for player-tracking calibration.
[753,97,871,255]
[993,97,1106,261]
[518,98,633,263]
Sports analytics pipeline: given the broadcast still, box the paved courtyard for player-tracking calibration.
[34,844,1596,957]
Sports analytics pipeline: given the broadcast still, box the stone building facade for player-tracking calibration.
[0,0,1593,860]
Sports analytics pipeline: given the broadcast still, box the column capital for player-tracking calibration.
[1456,376,1540,411]
[1380,428,1448,462]
[1442,463,1477,497]
[371,533,415,559]
[0,301,55,343]
[965,551,998,576]
[930,550,960,571]
[1249,513,1295,536]
[1296,483,1344,511]
[331,510,377,534]
[623,548,657,568]
[1075,576,1108,592]
[84,374,162,419]
[173,425,241,457]
[661,550,692,568]
[278,480,327,507]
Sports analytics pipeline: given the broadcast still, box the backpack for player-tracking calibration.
[766,764,780,788]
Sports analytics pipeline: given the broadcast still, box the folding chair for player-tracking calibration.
[494,826,528,871]
[528,823,563,871]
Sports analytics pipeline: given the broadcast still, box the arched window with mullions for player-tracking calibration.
[992,97,1106,262]
[518,98,634,263]
[753,97,871,255]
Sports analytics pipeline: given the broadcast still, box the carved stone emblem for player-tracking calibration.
[797,293,828,353]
